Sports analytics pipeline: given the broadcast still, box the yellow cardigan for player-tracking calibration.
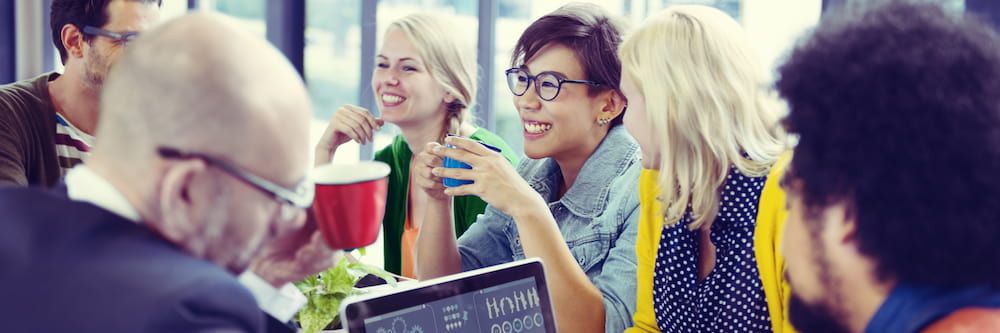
[626,155,795,333]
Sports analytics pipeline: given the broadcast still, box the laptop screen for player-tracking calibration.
[340,259,556,333]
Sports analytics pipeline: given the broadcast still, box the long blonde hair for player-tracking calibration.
[619,5,785,229]
[388,13,476,141]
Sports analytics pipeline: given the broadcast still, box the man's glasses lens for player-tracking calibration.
[83,26,139,45]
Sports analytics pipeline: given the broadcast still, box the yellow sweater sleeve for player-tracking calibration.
[754,153,797,333]
[624,169,664,333]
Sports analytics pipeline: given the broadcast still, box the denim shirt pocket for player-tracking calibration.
[566,228,612,274]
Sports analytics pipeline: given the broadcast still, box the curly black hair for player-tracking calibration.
[777,0,1000,288]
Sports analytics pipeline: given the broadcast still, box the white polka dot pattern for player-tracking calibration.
[652,167,772,332]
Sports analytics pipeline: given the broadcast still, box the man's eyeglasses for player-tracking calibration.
[156,147,315,213]
[82,26,140,45]
[505,68,603,101]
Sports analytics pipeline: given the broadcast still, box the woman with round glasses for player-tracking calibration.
[412,4,640,332]
[314,13,517,278]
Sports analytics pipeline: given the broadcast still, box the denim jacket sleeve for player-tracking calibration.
[592,166,642,333]
[596,203,640,332]
[456,204,514,271]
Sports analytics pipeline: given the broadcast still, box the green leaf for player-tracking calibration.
[347,262,398,287]
[323,258,359,295]
[298,295,337,333]
[296,248,398,332]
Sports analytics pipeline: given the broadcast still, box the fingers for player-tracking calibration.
[413,173,445,193]
[413,149,445,188]
[417,143,444,168]
[412,143,452,199]
[337,107,380,144]
[443,184,477,197]
[430,143,478,165]
[293,233,337,276]
[432,166,475,181]
[444,136,496,156]
[344,105,383,136]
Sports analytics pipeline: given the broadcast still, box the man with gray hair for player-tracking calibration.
[0,12,333,332]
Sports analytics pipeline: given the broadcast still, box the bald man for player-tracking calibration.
[0,13,333,332]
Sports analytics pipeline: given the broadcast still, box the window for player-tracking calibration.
[493,0,823,158]
[159,1,189,21]
[206,0,267,38]
[305,0,363,164]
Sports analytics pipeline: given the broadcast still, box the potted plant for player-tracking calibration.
[295,249,396,333]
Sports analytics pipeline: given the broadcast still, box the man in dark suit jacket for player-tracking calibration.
[0,189,274,331]
[0,13,333,332]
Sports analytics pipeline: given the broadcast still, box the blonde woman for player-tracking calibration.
[618,5,794,332]
[315,13,517,278]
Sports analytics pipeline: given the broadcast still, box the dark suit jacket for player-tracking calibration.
[0,187,296,332]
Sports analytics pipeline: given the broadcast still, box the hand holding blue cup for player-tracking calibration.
[441,140,502,187]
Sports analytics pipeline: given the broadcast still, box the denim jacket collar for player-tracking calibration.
[524,126,639,218]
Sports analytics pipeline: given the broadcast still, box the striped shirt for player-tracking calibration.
[54,113,94,177]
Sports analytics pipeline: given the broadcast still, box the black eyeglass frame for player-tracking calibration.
[504,67,603,101]
[156,147,314,208]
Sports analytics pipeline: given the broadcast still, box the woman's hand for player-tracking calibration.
[412,142,450,201]
[429,136,544,217]
[315,104,384,166]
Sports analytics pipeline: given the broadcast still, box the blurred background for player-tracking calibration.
[2,0,990,267]
[3,0,986,161]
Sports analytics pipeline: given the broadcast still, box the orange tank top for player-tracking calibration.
[400,186,421,279]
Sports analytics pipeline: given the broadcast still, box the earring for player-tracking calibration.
[597,118,609,126]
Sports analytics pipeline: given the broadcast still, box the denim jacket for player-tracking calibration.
[456,126,642,332]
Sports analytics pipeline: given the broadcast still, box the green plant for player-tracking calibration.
[295,249,396,333]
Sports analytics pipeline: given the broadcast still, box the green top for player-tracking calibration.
[374,128,518,274]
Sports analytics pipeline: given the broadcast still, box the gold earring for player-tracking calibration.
[597,118,609,126]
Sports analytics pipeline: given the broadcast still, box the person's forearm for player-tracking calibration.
[314,145,339,167]
[415,198,463,280]
[510,202,606,333]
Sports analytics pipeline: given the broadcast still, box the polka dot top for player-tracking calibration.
[652,166,772,332]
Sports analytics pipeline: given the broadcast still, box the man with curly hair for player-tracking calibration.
[776,1,1000,332]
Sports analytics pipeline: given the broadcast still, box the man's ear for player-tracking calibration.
[156,159,210,257]
[61,24,87,60]
[823,200,859,249]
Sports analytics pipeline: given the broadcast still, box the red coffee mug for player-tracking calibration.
[311,161,390,250]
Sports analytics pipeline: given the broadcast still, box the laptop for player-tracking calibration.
[339,258,557,333]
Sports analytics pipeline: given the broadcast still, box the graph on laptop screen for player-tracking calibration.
[362,277,545,333]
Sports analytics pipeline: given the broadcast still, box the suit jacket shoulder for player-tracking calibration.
[0,187,268,332]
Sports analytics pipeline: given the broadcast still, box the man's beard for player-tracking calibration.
[83,45,108,89]
[788,291,851,333]
[788,229,853,333]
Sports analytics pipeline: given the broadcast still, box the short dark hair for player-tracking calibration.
[50,0,162,64]
[777,0,1000,288]
[511,3,627,126]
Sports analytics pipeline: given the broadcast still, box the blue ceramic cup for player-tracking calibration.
[442,140,502,187]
